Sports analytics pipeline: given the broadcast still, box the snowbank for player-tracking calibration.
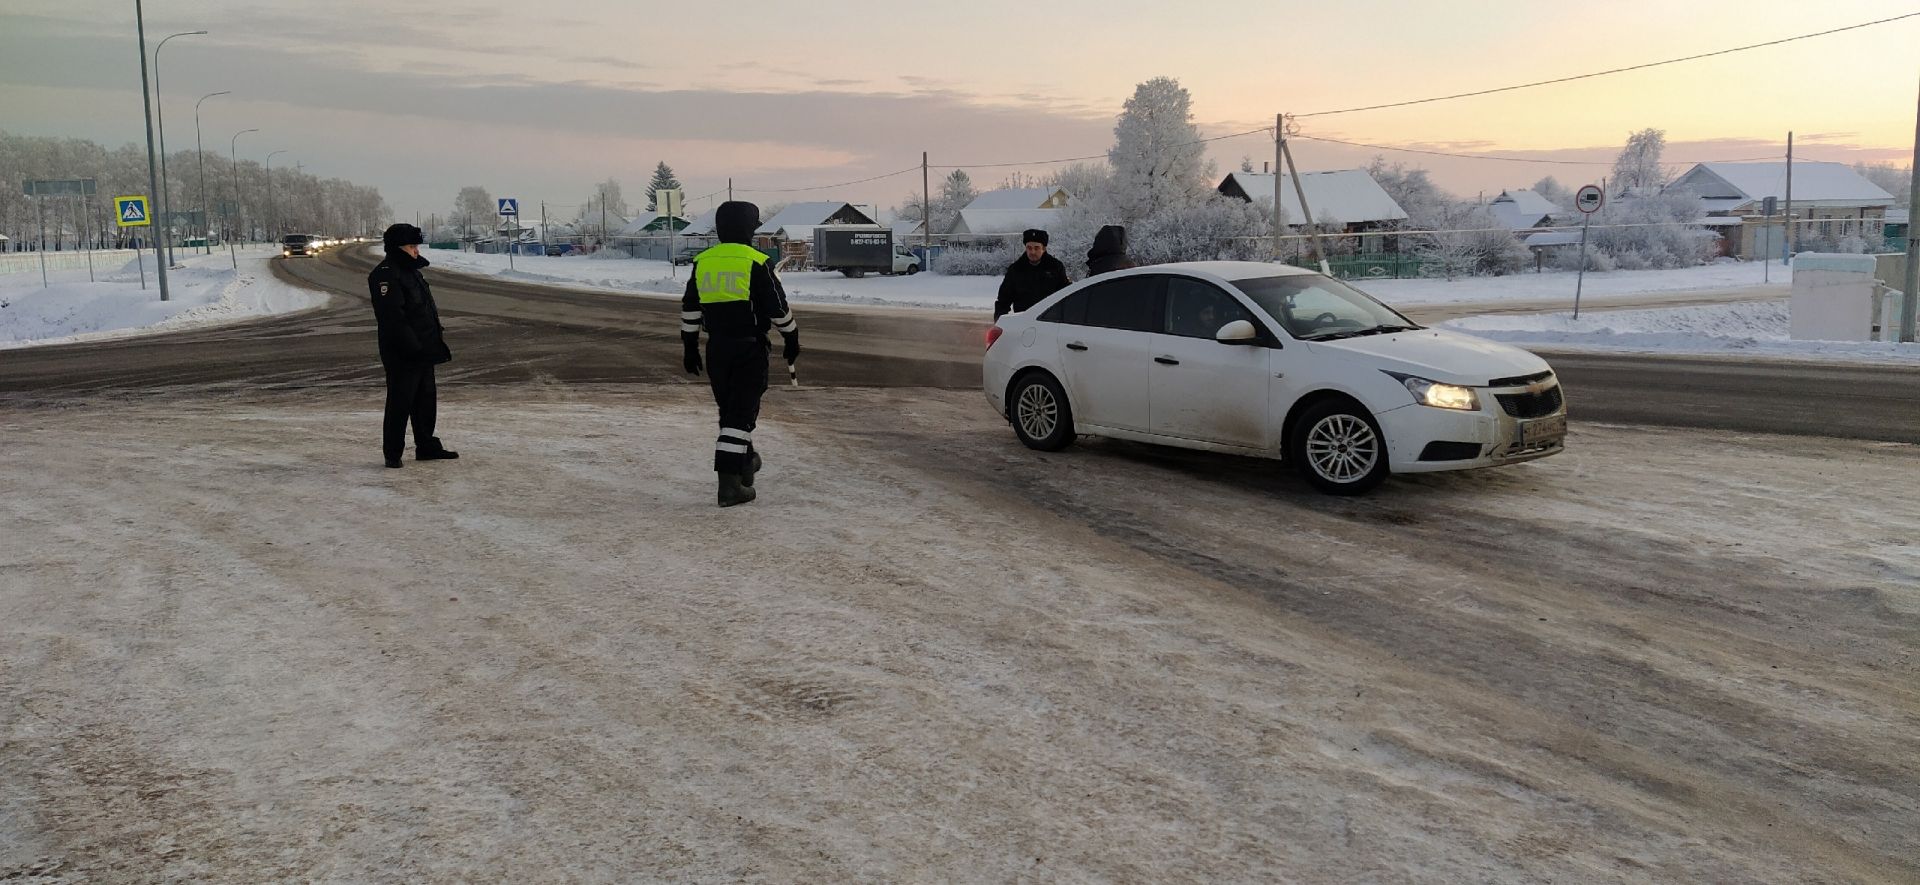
[428,247,1791,315]
[0,247,325,348]
[1444,300,1920,364]
[1358,258,1783,306]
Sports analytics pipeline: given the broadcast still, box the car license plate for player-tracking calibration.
[1520,415,1567,445]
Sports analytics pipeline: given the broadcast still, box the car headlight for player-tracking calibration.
[1386,372,1480,411]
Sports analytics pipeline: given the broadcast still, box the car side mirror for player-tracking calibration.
[1215,320,1259,344]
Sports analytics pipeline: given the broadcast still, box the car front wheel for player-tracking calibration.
[1010,372,1075,451]
[1291,399,1389,495]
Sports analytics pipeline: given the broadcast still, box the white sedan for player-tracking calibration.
[982,262,1567,495]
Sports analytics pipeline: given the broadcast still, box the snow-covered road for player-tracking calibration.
[4,385,1913,882]
[0,247,330,349]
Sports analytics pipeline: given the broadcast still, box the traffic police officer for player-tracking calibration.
[368,222,458,468]
[681,201,799,507]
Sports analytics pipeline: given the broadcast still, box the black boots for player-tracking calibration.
[385,458,403,469]
[742,452,762,488]
[718,473,757,507]
[417,438,459,461]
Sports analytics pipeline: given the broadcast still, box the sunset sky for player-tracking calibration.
[4,0,1914,220]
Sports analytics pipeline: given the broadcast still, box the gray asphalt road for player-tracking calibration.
[2,246,1915,443]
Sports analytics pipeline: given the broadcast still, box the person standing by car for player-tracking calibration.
[368,223,457,469]
[682,201,799,507]
[994,228,1070,319]
[1085,224,1137,277]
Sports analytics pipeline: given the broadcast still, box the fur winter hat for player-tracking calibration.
[382,223,424,250]
[1022,228,1049,246]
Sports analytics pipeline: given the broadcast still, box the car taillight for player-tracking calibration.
[985,325,1004,350]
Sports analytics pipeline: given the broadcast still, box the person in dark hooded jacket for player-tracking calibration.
[1085,225,1136,277]
[994,228,1070,319]
[367,223,456,468]
[682,201,798,507]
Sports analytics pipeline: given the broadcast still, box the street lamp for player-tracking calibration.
[228,127,257,269]
[266,150,288,240]
[194,91,229,255]
[153,29,207,269]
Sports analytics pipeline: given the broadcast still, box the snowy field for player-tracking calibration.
[0,246,328,348]
[2,385,1914,881]
[1445,300,1920,364]
[425,246,1788,313]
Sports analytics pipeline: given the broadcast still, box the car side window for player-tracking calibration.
[1165,277,1257,339]
[1040,290,1089,325]
[1082,276,1163,333]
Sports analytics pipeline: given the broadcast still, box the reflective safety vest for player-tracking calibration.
[694,243,767,304]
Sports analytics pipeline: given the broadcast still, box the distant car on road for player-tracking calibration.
[672,244,703,266]
[982,261,1567,495]
[280,234,319,257]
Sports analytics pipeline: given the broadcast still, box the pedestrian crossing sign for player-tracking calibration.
[115,195,151,227]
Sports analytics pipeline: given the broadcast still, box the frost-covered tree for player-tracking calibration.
[645,163,680,212]
[1130,196,1272,266]
[1611,128,1668,195]
[1365,157,1452,228]
[1855,162,1911,207]
[1107,77,1215,223]
[1588,191,1711,269]
[453,185,494,239]
[1417,204,1530,279]
[898,169,979,234]
[1531,176,1572,209]
[1240,155,1256,173]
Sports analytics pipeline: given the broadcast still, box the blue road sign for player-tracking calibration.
[115,195,151,227]
[498,198,519,217]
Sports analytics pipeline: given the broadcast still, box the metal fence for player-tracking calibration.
[1286,253,1431,280]
[0,249,140,275]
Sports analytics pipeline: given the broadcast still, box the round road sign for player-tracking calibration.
[1575,184,1604,214]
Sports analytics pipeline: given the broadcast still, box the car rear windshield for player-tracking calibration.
[1232,274,1414,339]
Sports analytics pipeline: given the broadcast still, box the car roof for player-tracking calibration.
[1091,260,1321,283]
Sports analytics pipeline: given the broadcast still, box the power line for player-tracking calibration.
[934,125,1273,170]
[730,164,923,194]
[1293,133,1781,166]
[1296,11,1920,118]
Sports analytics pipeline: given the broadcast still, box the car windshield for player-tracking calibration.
[1232,273,1418,340]
[282,235,311,245]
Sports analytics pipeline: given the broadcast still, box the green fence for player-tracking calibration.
[1288,253,1430,280]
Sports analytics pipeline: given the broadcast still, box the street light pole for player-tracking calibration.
[229,127,257,269]
[266,150,287,242]
[195,90,229,255]
[134,0,172,302]
[153,29,207,271]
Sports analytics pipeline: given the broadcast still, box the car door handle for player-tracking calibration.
[1065,342,1088,351]
[1154,356,1180,365]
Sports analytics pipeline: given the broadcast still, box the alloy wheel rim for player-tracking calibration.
[1018,384,1058,440]
[1306,414,1378,483]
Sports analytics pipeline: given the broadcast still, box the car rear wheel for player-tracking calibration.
[1291,399,1389,495]
[1010,373,1075,451]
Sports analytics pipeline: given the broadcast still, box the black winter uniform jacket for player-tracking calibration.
[680,259,796,342]
[368,253,452,366]
[994,253,1071,319]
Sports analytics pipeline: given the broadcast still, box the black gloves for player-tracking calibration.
[782,331,800,364]
[682,334,703,375]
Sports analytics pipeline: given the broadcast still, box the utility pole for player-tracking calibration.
[195,91,228,255]
[728,178,733,202]
[1278,114,1330,274]
[1784,131,1795,262]
[541,201,548,254]
[922,152,932,266]
[1901,75,1920,343]
[135,1,172,301]
[1272,113,1286,263]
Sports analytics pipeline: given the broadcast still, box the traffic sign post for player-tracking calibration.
[1572,185,1604,319]
[498,198,519,271]
[24,179,98,288]
[116,196,153,290]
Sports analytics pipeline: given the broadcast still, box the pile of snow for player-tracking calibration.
[0,246,327,348]
[426,247,1796,316]
[1444,300,1920,364]
[1357,258,1781,306]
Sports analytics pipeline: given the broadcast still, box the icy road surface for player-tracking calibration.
[2,385,1915,882]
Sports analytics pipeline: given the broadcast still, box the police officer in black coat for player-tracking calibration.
[682,201,799,507]
[368,223,457,468]
[994,228,1071,319]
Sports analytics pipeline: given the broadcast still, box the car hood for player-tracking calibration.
[1305,328,1551,386]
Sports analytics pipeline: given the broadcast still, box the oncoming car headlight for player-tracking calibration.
[1385,372,1480,411]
